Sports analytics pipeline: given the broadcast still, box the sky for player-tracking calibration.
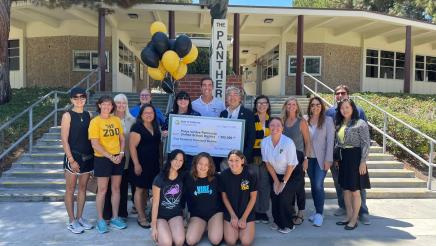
[192,0,292,7]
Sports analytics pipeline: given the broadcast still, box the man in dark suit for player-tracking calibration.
[219,86,256,167]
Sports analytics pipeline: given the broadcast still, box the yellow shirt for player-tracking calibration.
[338,124,346,145]
[88,115,123,157]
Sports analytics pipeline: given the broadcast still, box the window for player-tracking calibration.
[365,49,404,80]
[8,40,19,71]
[73,50,109,72]
[259,46,279,81]
[288,56,322,76]
[415,55,436,83]
[119,41,135,78]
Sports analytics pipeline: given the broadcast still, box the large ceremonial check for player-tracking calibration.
[166,114,245,157]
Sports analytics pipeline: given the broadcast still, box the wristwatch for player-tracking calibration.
[304,156,308,160]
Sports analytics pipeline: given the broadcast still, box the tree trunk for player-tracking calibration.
[0,0,12,105]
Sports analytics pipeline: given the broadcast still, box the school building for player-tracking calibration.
[8,2,436,95]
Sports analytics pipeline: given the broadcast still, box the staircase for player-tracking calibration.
[0,92,169,202]
[0,94,435,202]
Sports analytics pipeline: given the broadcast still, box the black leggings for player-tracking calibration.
[103,169,129,220]
[291,151,306,212]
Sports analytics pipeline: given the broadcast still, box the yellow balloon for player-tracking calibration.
[158,62,166,74]
[171,62,187,80]
[182,44,198,64]
[148,66,165,81]
[162,50,180,73]
[150,21,167,35]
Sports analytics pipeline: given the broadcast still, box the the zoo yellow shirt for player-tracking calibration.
[88,115,123,157]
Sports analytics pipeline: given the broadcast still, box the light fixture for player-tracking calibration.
[264,18,274,24]
[128,13,138,19]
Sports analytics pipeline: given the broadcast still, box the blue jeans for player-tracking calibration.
[330,165,369,215]
[307,158,327,214]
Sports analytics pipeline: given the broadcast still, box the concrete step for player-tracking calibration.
[325,169,415,178]
[32,145,64,152]
[1,187,435,202]
[366,160,403,169]
[13,160,63,169]
[3,169,65,178]
[302,177,426,188]
[21,152,64,161]
[0,178,67,189]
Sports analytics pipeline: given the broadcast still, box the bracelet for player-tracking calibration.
[120,151,125,155]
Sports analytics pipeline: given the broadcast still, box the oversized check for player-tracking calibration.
[166,114,245,157]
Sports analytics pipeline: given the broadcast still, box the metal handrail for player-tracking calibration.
[302,72,435,190]
[0,68,101,161]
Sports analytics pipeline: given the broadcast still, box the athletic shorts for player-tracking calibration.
[157,212,183,221]
[190,211,223,222]
[93,156,123,177]
[63,154,93,174]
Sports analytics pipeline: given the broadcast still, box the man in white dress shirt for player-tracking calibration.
[192,77,225,117]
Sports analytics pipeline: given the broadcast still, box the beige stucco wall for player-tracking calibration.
[285,42,362,95]
[25,36,112,90]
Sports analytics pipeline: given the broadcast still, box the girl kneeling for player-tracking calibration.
[219,150,257,246]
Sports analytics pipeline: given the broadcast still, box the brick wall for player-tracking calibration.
[176,74,242,98]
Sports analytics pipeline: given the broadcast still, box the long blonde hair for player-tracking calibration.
[281,97,303,123]
[114,93,134,120]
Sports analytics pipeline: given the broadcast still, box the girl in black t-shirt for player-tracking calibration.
[185,152,223,246]
[219,150,257,246]
[151,149,186,246]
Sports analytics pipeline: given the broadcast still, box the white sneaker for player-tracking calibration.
[67,220,84,234]
[270,223,278,230]
[313,213,324,227]
[78,217,94,230]
[278,225,295,234]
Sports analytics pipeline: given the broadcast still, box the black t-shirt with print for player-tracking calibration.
[218,166,257,222]
[153,172,185,220]
[184,175,223,219]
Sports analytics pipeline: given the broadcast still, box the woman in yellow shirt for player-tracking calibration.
[89,95,126,233]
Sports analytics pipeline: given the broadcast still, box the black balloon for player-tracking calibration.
[140,46,159,68]
[174,35,192,57]
[168,39,176,50]
[161,77,174,94]
[152,32,169,57]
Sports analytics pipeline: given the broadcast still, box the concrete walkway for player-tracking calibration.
[1,199,436,246]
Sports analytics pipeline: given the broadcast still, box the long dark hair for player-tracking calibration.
[227,149,246,166]
[307,96,326,129]
[253,95,271,116]
[173,91,193,114]
[96,95,116,114]
[335,98,359,130]
[136,103,160,131]
[191,152,216,182]
[161,149,186,180]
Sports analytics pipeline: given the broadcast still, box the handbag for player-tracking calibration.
[333,147,342,162]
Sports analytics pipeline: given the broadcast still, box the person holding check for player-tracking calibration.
[89,95,127,233]
[261,117,300,234]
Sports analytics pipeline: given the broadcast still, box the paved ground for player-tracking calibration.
[1,199,436,246]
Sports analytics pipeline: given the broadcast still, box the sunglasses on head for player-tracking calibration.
[177,96,189,100]
[72,94,86,100]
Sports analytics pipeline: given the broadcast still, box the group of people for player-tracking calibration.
[61,77,372,245]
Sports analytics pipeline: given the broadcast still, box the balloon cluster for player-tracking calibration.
[141,21,199,82]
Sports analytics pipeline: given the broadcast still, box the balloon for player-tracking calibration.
[182,44,198,64]
[150,21,167,35]
[140,46,159,68]
[171,62,187,80]
[151,32,169,57]
[168,39,176,50]
[161,77,174,94]
[148,66,165,81]
[162,50,180,73]
[158,62,166,74]
[174,35,192,58]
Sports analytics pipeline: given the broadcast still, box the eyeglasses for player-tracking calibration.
[177,96,190,100]
[140,94,151,97]
[335,91,347,96]
[257,102,269,105]
[72,95,86,100]
[310,103,321,107]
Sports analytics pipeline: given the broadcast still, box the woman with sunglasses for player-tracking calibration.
[304,96,335,227]
[61,87,94,234]
[162,91,201,170]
